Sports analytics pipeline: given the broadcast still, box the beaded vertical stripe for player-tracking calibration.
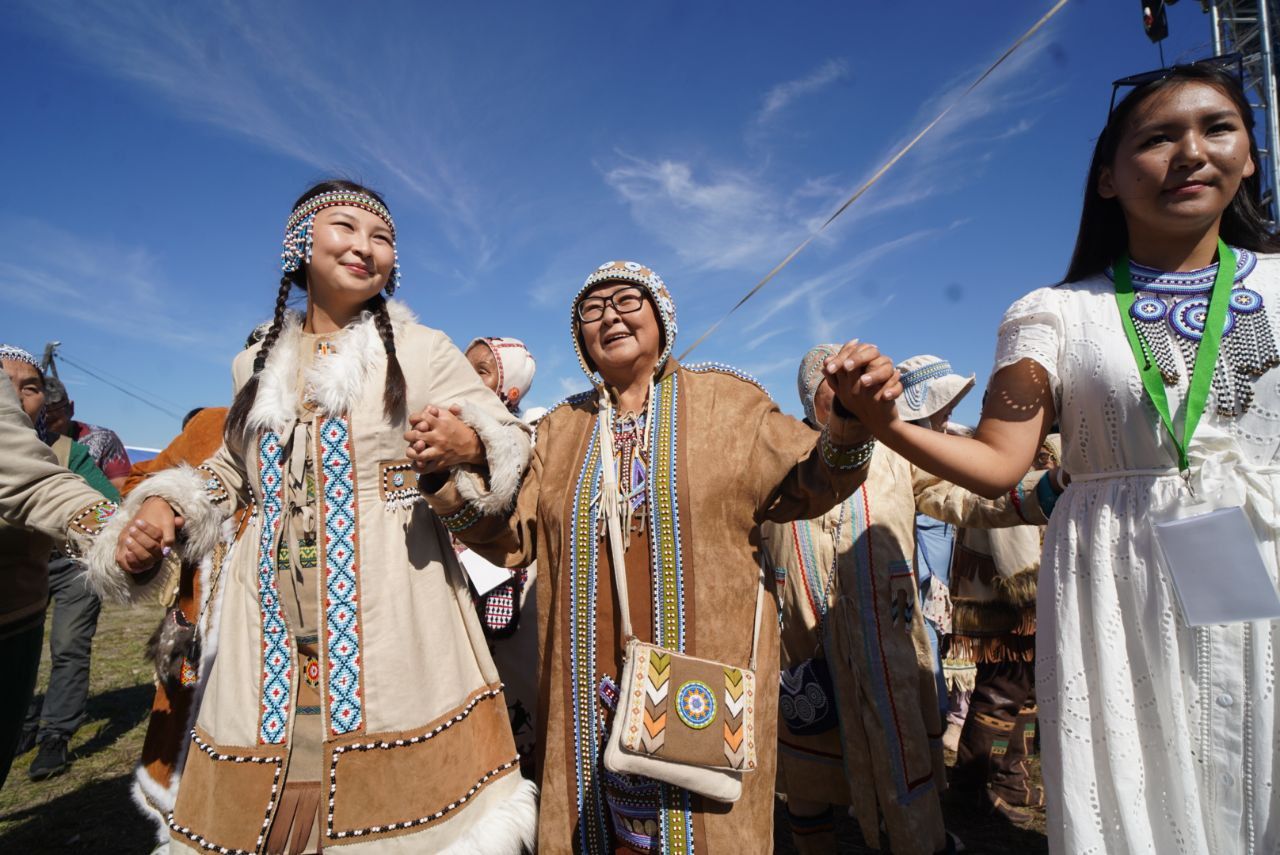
[319,416,364,735]
[569,428,610,853]
[644,373,695,853]
[256,432,292,744]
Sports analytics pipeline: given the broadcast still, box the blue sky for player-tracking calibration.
[1,1,1223,448]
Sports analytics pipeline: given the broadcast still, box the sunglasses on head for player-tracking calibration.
[1109,53,1245,115]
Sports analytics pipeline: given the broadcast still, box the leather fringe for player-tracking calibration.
[265,781,322,855]
[945,633,1036,664]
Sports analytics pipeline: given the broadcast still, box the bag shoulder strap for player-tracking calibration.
[604,501,766,668]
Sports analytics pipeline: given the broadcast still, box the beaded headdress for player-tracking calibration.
[797,343,840,425]
[0,343,52,442]
[571,260,678,383]
[280,190,401,295]
[0,344,39,369]
[468,336,537,413]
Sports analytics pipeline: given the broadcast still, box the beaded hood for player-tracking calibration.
[571,260,678,384]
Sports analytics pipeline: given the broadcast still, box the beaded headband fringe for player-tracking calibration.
[280,190,402,295]
[0,344,39,368]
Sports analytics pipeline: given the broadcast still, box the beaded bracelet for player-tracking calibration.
[820,432,877,470]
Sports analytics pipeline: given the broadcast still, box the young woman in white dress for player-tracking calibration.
[836,62,1280,854]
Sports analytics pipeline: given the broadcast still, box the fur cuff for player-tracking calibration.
[85,465,229,604]
[453,401,531,514]
[439,777,538,855]
[131,768,176,844]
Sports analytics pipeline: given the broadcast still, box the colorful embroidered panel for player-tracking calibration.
[645,374,695,852]
[319,416,363,735]
[257,432,291,744]
[569,428,609,853]
[68,500,117,537]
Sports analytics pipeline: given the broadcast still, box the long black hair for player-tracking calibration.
[224,179,407,442]
[1064,63,1280,283]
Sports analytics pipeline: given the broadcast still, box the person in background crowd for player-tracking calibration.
[43,375,131,491]
[765,344,1053,855]
[947,435,1060,827]
[457,336,541,775]
[895,354,977,724]
[0,345,117,788]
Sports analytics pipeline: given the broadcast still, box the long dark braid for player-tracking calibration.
[368,294,407,420]
[224,274,297,443]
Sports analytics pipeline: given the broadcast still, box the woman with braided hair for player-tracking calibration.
[87,180,536,854]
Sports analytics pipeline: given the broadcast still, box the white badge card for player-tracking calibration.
[1154,506,1280,626]
[458,548,515,596]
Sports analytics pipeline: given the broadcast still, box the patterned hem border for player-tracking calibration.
[820,433,875,470]
[326,685,508,839]
[166,730,284,854]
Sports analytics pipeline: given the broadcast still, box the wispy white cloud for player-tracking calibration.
[0,216,231,354]
[601,154,831,272]
[18,0,494,271]
[757,59,849,124]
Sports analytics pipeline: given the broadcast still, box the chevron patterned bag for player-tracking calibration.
[600,507,763,802]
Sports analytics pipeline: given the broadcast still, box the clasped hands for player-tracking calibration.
[404,404,484,475]
[822,339,901,445]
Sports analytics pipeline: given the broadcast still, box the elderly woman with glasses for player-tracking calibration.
[411,261,897,854]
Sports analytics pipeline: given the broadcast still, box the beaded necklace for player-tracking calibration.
[1108,248,1280,416]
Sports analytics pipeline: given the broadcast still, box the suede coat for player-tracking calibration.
[763,450,1049,855]
[428,360,868,854]
[88,303,537,854]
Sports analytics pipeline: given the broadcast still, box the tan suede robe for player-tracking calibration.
[428,360,868,854]
[763,450,1049,855]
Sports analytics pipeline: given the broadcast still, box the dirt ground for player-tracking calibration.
[1,602,1047,854]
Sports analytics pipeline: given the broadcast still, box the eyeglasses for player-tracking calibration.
[576,285,647,323]
[1109,53,1245,115]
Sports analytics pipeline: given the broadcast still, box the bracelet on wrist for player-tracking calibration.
[820,430,876,470]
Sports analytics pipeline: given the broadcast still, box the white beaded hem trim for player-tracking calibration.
[325,684,511,839]
[165,730,283,854]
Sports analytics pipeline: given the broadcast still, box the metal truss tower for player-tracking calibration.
[1207,0,1280,220]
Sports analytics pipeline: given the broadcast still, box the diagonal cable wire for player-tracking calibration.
[677,0,1071,361]
[55,353,184,421]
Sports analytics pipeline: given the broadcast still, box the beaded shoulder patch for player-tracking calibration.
[683,361,772,398]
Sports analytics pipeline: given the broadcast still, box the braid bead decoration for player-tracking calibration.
[280,190,402,295]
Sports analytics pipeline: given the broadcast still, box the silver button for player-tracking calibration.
[1217,693,1235,708]
[1222,773,1235,787]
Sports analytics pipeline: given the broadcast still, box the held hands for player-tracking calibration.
[823,340,902,437]
[115,496,183,575]
[404,404,484,474]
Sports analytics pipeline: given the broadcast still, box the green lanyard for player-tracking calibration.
[1112,239,1235,476]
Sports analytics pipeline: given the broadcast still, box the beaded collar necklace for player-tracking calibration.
[1106,247,1278,416]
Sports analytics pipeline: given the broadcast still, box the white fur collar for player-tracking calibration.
[246,299,417,433]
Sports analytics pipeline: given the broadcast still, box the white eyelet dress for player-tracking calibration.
[994,250,1280,855]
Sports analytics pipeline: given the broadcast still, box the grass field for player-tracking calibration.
[1,602,1047,854]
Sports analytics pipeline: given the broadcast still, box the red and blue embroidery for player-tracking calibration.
[319,416,363,735]
[257,432,291,744]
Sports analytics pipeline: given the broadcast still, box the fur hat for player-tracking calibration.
[894,354,975,422]
[468,337,536,412]
[571,260,677,383]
